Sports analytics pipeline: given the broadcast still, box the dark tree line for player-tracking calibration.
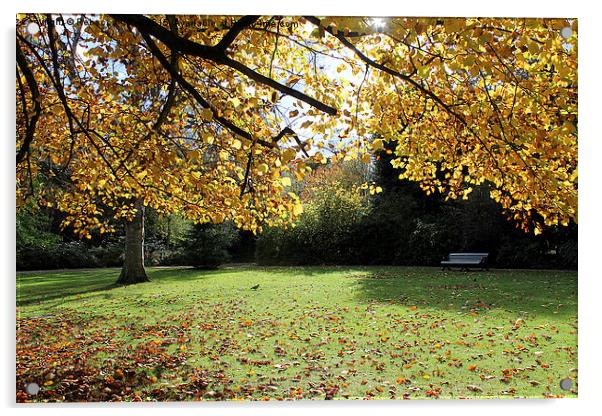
[255,146,577,269]
[17,147,577,271]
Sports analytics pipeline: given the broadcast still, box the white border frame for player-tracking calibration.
[4,1,599,415]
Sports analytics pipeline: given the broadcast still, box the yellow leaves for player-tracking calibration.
[292,202,303,216]
[444,18,465,33]
[299,120,312,129]
[281,148,297,163]
[369,185,383,195]
[527,41,540,55]
[463,55,476,67]
[371,139,384,152]
[200,108,213,121]
[417,65,430,79]
[462,187,473,200]
[212,212,226,223]
[285,75,301,86]
[314,152,327,164]
[513,318,524,330]
[556,64,573,80]
[229,97,241,108]
[257,163,269,175]
[280,177,292,187]
[16,16,577,237]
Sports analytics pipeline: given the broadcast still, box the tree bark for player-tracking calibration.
[117,199,149,284]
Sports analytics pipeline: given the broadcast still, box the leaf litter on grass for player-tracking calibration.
[16,266,577,402]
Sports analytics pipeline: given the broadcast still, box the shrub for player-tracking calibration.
[256,162,371,265]
[404,219,454,266]
[89,239,125,267]
[17,242,100,270]
[179,222,240,269]
[556,239,577,269]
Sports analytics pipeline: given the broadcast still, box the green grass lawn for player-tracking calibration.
[16,266,577,402]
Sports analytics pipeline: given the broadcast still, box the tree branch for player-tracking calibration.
[141,31,301,151]
[304,16,465,123]
[111,14,337,115]
[215,15,260,53]
[16,42,42,165]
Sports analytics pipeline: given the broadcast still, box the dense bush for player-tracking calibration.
[89,239,125,267]
[255,154,578,269]
[16,205,59,249]
[256,161,370,265]
[556,239,578,269]
[17,238,127,271]
[176,222,240,269]
[143,209,190,266]
[16,204,252,270]
[18,242,94,270]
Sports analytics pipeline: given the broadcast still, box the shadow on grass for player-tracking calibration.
[16,267,224,306]
[351,268,578,317]
[17,283,122,307]
[17,268,119,306]
[16,265,578,319]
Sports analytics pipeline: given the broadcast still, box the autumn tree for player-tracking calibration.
[16,14,577,283]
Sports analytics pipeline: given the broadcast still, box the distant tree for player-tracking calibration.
[145,209,191,265]
[181,222,240,269]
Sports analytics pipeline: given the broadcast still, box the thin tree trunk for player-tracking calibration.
[117,199,149,284]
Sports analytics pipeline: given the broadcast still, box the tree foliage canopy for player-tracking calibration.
[16,15,577,235]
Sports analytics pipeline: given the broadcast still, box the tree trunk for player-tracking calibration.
[117,199,149,284]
